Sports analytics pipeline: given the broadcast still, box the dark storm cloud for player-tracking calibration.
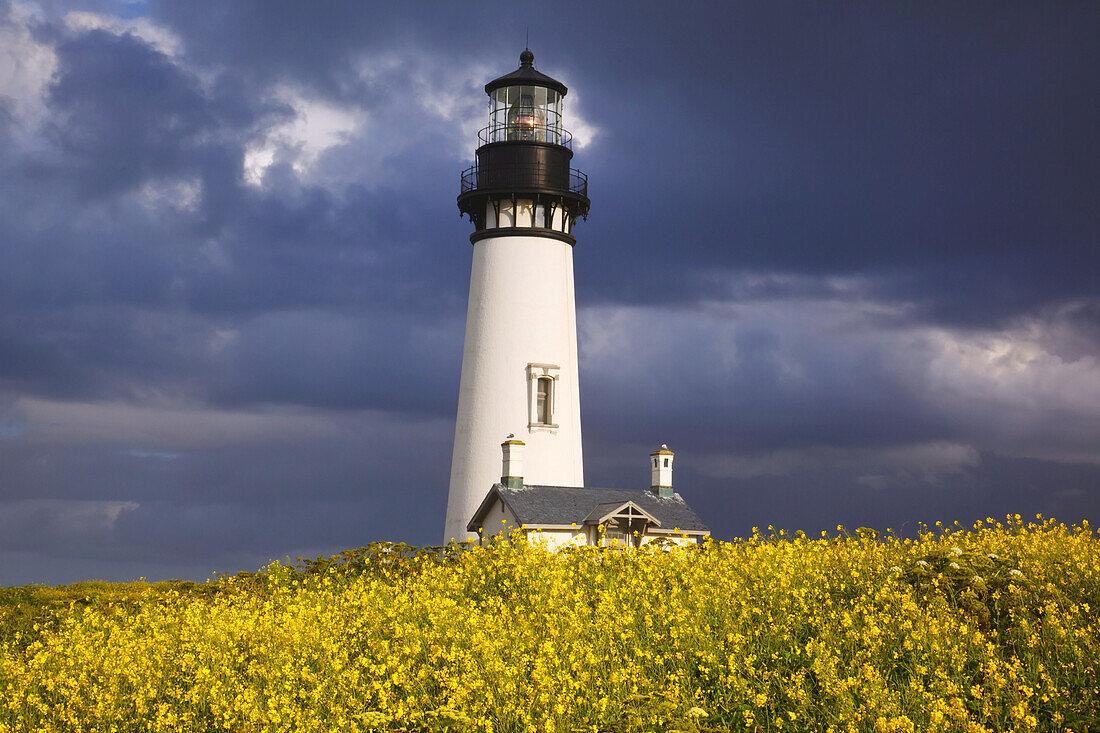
[578,303,944,456]
[1,1,1098,584]
[152,1,501,101]
[0,10,469,413]
[185,179,468,317]
[29,1,1097,332]
[43,29,214,197]
[0,96,14,138]
[667,451,1100,547]
[206,309,463,413]
[571,3,1100,325]
[161,0,1100,325]
[152,0,1100,326]
[0,405,454,580]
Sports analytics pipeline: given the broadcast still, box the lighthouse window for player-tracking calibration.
[489,85,564,145]
[527,363,560,430]
[536,378,552,424]
[507,86,545,141]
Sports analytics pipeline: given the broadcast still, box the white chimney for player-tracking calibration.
[650,444,674,498]
[501,435,525,489]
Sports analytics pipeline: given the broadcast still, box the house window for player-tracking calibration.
[601,520,644,548]
[526,363,560,430]
[603,523,631,547]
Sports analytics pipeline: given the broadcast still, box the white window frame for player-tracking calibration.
[526,363,559,431]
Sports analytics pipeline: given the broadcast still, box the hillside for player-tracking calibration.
[1,517,1097,732]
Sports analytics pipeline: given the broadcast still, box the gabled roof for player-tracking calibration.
[582,501,660,527]
[467,484,710,534]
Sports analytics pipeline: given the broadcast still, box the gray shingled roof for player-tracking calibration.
[468,484,710,534]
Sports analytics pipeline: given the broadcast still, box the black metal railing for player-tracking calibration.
[477,124,573,149]
[460,164,587,198]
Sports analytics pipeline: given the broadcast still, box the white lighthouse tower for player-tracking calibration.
[444,50,590,542]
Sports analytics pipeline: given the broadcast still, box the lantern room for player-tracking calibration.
[488,85,563,144]
[458,49,589,241]
[484,48,569,145]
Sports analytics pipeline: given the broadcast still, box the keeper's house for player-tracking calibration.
[467,440,710,549]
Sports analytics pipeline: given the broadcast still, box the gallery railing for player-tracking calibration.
[460,163,588,198]
[477,124,573,148]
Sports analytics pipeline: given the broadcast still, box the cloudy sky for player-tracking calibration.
[1,1,1097,585]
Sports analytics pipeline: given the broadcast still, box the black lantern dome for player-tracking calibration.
[485,49,568,97]
[459,50,589,245]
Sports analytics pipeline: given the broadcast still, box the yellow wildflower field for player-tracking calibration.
[1,516,1097,732]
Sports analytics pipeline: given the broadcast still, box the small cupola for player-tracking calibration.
[650,444,674,498]
[501,435,525,490]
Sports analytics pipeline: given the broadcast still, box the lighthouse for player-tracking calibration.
[443,50,590,542]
